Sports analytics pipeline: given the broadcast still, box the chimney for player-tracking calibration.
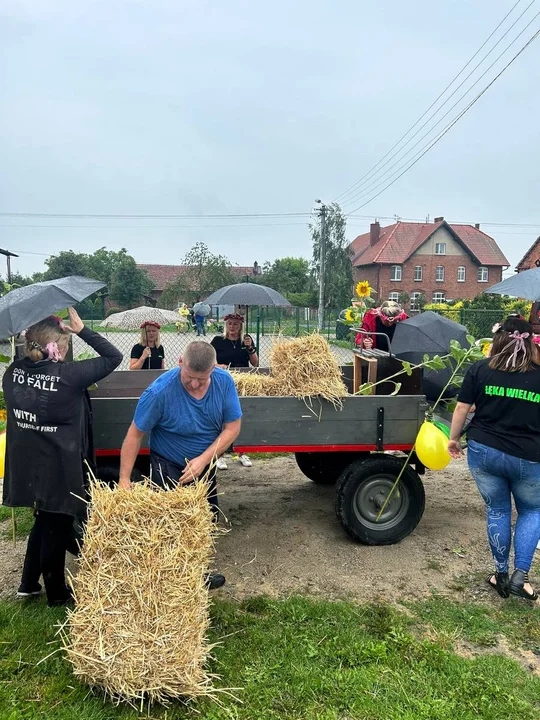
[434,216,444,223]
[475,223,480,230]
[370,221,380,247]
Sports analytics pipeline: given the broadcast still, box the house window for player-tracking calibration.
[390,265,402,281]
[457,266,466,282]
[436,265,445,282]
[435,242,446,255]
[388,292,400,302]
[414,265,423,281]
[432,292,446,303]
[410,292,423,309]
[478,266,489,282]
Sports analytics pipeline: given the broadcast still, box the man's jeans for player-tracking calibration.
[195,315,206,336]
[467,439,540,572]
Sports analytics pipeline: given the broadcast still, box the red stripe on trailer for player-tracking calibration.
[96,448,150,457]
[233,444,414,453]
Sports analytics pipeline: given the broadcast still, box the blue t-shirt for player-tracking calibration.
[134,367,242,464]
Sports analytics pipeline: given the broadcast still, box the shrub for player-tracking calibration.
[105,306,121,318]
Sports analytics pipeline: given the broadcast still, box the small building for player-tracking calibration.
[350,217,509,306]
[516,237,540,272]
[137,262,262,304]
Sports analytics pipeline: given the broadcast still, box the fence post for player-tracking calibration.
[277,307,281,332]
[295,306,300,336]
[256,312,260,354]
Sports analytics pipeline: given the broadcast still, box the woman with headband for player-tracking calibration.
[130,321,165,370]
[2,308,122,607]
[449,316,540,601]
[211,313,258,468]
[355,301,408,352]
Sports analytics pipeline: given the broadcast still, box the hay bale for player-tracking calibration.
[270,334,348,405]
[62,479,217,705]
[230,371,280,397]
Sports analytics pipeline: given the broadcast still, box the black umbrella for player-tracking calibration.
[484,266,540,301]
[204,283,291,307]
[392,311,470,402]
[0,275,106,338]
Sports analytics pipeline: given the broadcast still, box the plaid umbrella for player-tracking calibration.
[101,306,180,329]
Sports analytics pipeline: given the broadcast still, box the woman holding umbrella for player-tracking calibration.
[2,308,123,607]
[211,313,258,468]
[130,321,165,370]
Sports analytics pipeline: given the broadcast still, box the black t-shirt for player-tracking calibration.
[458,358,540,462]
[211,336,256,368]
[130,344,165,370]
[375,316,396,352]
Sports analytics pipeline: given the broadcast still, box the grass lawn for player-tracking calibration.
[1,593,539,720]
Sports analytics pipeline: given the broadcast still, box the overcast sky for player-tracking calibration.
[1,0,539,279]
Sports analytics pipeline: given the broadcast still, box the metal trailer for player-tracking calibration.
[90,358,428,546]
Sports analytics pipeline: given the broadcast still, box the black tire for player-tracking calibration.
[336,455,425,545]
[295,451,367,485]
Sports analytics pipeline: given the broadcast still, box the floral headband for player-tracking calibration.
[140,321,161,329]
[224,313,245,322]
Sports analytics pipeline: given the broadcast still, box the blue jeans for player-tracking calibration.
[467,439,540,573]
[195,315,206,336]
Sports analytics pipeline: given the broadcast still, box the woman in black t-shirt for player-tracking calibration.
[449,317,540,601]
[211,313,258,469]
[211,313,259,369]
[130,321,165,370]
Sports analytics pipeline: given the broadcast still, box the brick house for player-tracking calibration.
[516,237,540,271]
[350,217,509,307]
[137,262,262,304]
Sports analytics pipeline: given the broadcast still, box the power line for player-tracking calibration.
[334,0,534,204]
[345,26,540,216]
[0,222,309,229]
[341,9,540,209]
[0,211,311,220]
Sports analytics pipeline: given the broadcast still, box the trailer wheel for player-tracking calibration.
[295,452,367,485]
[336,456,425,545]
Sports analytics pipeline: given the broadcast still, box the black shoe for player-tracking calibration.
[486,572,510,598]
[16,583,42,598]
[47,587,74,608]
[206,573,226,590]
[509,569,538,601]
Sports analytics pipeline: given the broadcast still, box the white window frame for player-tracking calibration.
[432,292,446,303]
[390,265,402,282]
[435,242,446,255]
[478,266,489,282]
[388,292,400,302]
[410,292,422,309]
[457,266,466,282]
[414,265,422,282]
[436,265,445,282]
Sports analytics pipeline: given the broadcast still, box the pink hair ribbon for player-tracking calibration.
[503,331,530,369]
[44,342,62,361]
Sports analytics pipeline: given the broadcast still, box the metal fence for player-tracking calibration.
[74,306,507,371]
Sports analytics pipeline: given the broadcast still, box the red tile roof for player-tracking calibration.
[137,264,259,291]
[516,238,540,271]
[351,221,509,267]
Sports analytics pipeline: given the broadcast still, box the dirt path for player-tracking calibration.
[4,454,535,604]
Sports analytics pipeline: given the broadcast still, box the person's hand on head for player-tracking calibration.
[65,307,84,334]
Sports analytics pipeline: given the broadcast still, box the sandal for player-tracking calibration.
[486,572,510,598]
[509,569,538,601]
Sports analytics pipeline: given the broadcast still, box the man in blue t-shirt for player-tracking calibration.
[118,341,242,588]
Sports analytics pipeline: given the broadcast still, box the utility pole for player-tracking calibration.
[0,248,18,284]
[315,201,327,331]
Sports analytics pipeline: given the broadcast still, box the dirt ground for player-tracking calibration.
[3,454,537,604]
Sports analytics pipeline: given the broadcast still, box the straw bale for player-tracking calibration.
[270,334,348,405]
[62,478,217,705]
[230,371,280,397]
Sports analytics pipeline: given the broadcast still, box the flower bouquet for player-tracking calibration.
[339,281,377,329]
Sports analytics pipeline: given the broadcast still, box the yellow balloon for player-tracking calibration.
[0,431,5,478]
[415,422,451,471]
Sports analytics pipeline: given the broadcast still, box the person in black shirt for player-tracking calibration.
[130,321,165,370]
[2,308,123,606]
[211,313,258,468]
[449,316,540,601]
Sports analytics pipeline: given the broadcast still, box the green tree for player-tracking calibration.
[261,257,312,295]
[311,203,353,310]
[43,250,89,279]
[109,259,153,307]
[160,243,236,309]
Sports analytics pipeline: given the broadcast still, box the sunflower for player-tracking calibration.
[344,308,355,322]
[355,281,372,298]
